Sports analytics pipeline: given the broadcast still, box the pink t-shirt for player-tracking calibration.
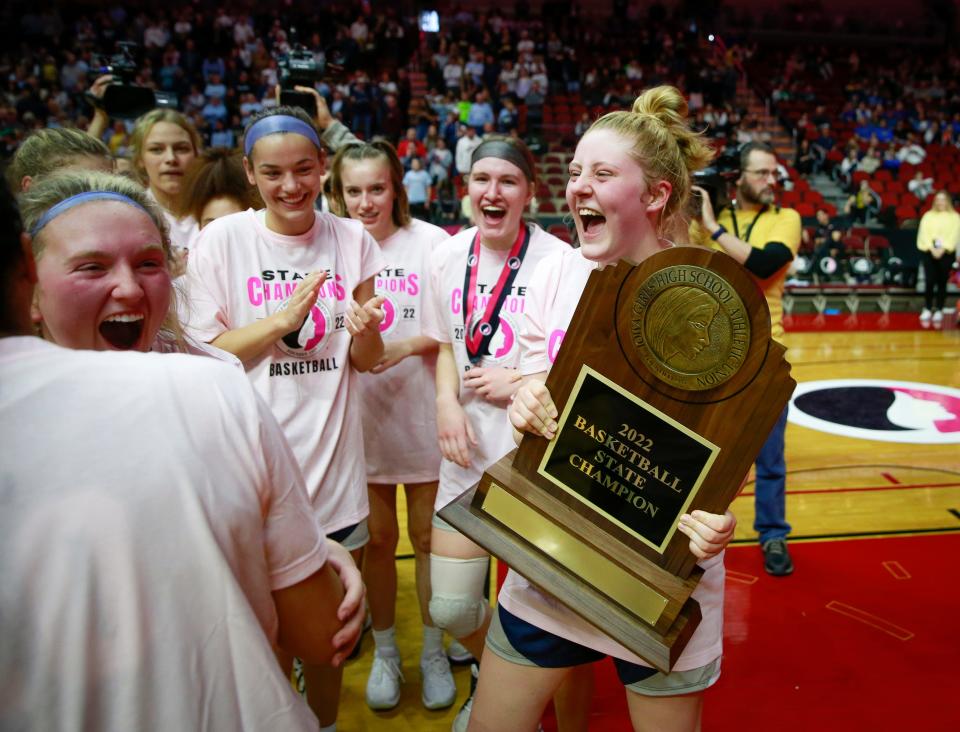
[152,332,243,367]
[356,219,448,484]
[422,225,568,509]
[498,245,725,671]
[185,208,384,534]
[147,188,199,251]
[0,337,326,731]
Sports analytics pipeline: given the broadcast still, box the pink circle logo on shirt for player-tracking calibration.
[277,298,332,358]
[379,294,398,336]
[547,329,566,363]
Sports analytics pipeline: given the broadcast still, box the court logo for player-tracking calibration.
[789,379,960,444]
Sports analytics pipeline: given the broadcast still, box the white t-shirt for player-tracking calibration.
[422,225,568,509]
[357,219,447,484]
[147,188,200,251]
[184,209,384,534]
[0,337,326,731]
[498,246,725,671]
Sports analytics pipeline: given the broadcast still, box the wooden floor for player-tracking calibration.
[338,325,960,731]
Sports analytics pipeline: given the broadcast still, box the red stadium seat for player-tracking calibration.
[895,205,919,222]
[842,235,865,254]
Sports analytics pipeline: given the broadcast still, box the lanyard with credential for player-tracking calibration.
[729,204,768,244]
[462,225,531,364]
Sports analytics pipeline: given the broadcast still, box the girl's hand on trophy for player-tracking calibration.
[678,509,736,560]
[508,378,559,440]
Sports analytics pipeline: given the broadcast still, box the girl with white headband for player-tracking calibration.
[184,105,385,732]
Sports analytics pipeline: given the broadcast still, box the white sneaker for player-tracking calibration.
[451,663,479,732]
[933,310,943,324]
[446,639,475,666]
[421,650,456,710]
[366,651,403,710]
[920,308,932,322]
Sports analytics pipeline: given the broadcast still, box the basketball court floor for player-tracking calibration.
[338,314,960,731]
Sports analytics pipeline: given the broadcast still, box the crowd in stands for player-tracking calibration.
[757,43,960,229]
[1,1,764,207]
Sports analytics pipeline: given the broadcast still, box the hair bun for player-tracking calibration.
[632,85,689,127]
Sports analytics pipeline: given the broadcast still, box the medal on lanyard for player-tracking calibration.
[462,225,530,364]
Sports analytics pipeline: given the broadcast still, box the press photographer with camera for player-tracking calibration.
[692,140,801,577]
[83,45,202,260]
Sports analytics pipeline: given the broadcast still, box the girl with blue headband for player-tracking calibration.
[184,105,385,732]
[17,170,239,365]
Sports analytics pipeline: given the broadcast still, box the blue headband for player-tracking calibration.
[30,191,151,237]
[244,115,323,157]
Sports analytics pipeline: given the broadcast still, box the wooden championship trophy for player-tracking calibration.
[438,246,795,672]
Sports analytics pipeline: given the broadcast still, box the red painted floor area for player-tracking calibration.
[527,534,960,731]
[784,311,959,332]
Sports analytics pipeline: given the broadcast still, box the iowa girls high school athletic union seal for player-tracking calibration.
[630,265,750,391]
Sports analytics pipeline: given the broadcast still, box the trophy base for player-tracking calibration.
[438,454,703,673]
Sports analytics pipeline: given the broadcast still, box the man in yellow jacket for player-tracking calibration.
[691,141,801,576]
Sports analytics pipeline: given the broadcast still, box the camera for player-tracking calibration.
[277,29,356,117]
[691,144,740,218]
[278,30,321,117]
[93,43,171,119]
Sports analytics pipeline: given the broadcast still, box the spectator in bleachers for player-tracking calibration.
[444,55,464,94]
[397,127,426,169]
[497,98,519,134]
[836,148,860,186]
[881,148,901,172]
[795,138,818,176]
[858,145,883,175]
[917,190,960,324]
[426,138,453,184]
[467,91,495,134]
[402,157,432,219]
[844,179,881,223]
[811,208,845,273]
[908,170,935,201]
[455,125,482,176]
[896,135,927,165]
[201,96,228,127]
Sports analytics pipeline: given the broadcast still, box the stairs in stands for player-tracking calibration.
[810,172,849,211]
[408,69,428,125]
[736,79,793,160]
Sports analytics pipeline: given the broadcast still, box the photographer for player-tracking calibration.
[692,141,801,577]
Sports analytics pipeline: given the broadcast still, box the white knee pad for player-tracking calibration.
[429,554,490,638]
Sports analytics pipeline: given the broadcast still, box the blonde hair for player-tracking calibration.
[18,171,185,346]
[173,147,262,222]
[6,128,111,190]
[128,109,203,185]
[588,85,714,237]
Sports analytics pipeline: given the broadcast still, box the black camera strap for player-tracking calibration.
[729,204,769,243]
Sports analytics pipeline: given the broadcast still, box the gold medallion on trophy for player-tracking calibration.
[628,265,750,391]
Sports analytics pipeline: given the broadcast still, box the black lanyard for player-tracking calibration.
[461,225,531,364]
[729,204,768,244]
